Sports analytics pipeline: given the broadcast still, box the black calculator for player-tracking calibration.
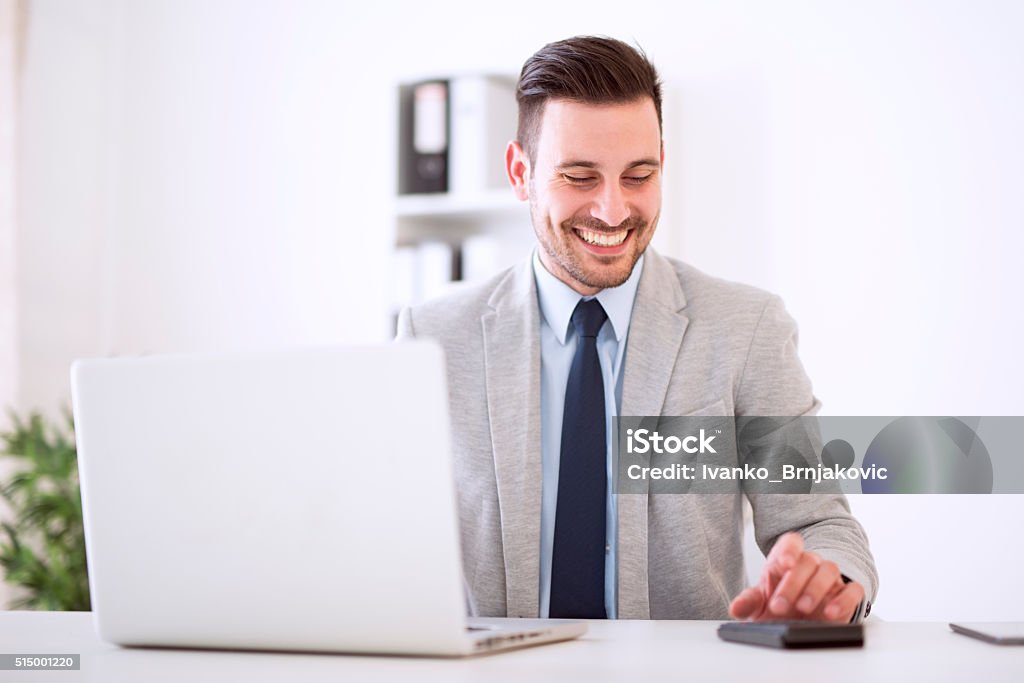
[717,621,864,649]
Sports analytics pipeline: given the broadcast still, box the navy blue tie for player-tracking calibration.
[550,298,608,619]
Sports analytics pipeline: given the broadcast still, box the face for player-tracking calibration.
[506,98,663,295]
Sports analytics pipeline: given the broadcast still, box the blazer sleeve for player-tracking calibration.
[737,295,879,616]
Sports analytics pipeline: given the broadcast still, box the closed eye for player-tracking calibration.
[561,173,655,186]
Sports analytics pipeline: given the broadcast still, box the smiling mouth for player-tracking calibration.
[573,227,629,247]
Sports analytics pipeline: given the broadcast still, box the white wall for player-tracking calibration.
[17,0,110,416]
[0,0,20,612]
[19,0,397,408]
[1,0,18,410]
[9,0,1024,618]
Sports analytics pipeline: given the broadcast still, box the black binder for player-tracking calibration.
[399,80,449,194]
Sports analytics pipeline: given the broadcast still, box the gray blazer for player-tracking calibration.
[397,247,878,619]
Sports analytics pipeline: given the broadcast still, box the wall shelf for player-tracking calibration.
[393,74,530,320]
[397,188,523,216]
[395,190,527,245]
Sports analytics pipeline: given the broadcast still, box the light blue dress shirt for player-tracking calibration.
[533,250,645,619]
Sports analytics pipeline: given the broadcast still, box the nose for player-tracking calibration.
[590,182,631,227]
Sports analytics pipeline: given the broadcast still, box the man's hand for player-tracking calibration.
[728,532,865,623]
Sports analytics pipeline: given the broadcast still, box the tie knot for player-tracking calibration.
[571,299,608,339]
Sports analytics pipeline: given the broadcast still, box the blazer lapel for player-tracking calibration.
[617,249,690,619]
[481,259,543,617]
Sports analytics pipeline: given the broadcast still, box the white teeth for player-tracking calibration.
[576,229,628,246]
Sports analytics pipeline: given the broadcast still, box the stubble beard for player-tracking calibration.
[530,200,654,292]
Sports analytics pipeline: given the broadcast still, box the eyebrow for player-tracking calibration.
[556,158,661,171]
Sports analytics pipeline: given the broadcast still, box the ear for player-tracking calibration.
[505,140,530,201]
[660,140,665,170]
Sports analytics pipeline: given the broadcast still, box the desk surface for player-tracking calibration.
[1,611,1021,682]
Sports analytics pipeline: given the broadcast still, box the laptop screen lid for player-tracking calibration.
[71,342,470,654]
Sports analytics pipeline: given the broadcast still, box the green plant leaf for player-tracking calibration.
[0,409,91,610]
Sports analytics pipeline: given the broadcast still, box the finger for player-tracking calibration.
[729,587,765,620]
[821,582,865,623]
[765,532,804,573]
[769,553,820,616]
[760,561,779,599]
[758,533,806,606]
[794,560,842,615]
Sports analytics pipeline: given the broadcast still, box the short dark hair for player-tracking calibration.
[515,36,663,164]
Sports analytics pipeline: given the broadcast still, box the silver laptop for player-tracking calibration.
[70,342,585,656]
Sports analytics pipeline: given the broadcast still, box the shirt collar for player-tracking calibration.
[532,249,645,345]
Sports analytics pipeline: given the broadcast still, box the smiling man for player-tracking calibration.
[515,96,662,294]
[397,36,877,623]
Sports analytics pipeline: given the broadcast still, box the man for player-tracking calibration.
[397,36,877,622]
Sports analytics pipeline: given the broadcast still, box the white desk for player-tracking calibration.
[1,611,1021,682]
